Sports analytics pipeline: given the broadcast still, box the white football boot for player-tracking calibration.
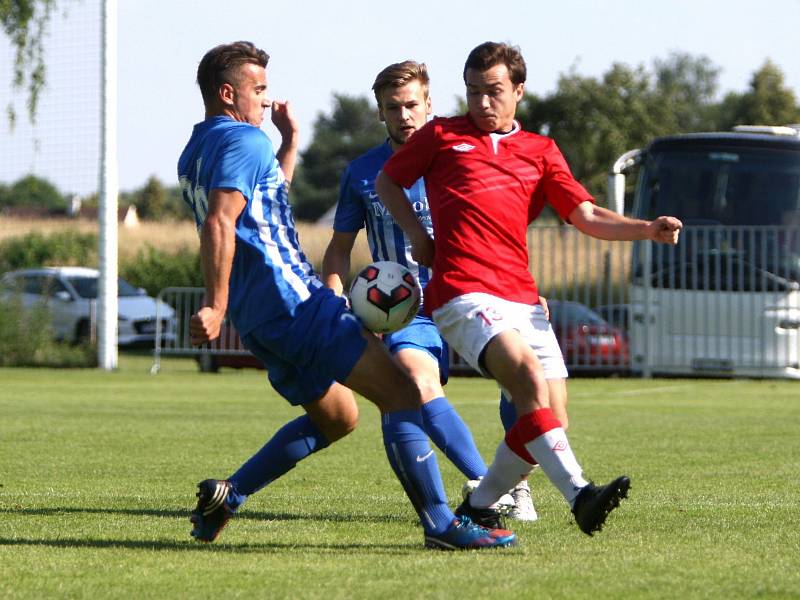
[508,479,539,522]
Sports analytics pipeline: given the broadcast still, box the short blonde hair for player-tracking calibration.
[372,61,429,108]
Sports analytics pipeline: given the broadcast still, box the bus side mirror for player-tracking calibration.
[608,149,641,215]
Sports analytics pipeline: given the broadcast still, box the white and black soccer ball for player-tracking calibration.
[349,261,422,333]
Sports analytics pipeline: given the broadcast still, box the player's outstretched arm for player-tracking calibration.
[375,170,434,266]
[191,188,246,345]
[569,201,682,245]
[271,100,299,183]
[322,231,358,296]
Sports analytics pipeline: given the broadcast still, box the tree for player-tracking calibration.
[0,173,65,211]
[716,60,800,129]
[650,52,720,132]
[121,175,190,221]
[1,0,59,127]
[519,63,658,201]
[516,52,722,203]
[291,93,386,221]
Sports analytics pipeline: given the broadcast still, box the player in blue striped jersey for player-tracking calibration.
[323,61,525,522]
[178,42,515,550]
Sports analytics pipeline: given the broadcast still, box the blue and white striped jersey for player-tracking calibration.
[178,116,322,336]
[333,140,433,293]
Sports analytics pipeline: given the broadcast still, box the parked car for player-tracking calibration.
[593,303,631,337]
[548,300,630,373]
[0,267,176,347]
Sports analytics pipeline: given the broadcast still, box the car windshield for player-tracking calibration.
[67,276,142,299]
[551,302,607,326]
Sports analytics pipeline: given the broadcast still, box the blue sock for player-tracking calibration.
[499,392,517,433]
[381,409,454,535]
[421,396,487,480]
[228,415,330,502]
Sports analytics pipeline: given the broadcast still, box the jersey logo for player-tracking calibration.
[340,313,359,325]
[452,143,475,152]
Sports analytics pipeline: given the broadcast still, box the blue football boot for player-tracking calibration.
[424,516,517,550]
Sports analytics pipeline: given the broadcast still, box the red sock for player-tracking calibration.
[504,407,562,463]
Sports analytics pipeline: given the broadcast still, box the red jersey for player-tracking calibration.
[382,115,592,313]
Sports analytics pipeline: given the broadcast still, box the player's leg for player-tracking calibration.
[435,293,628,534]
[388,319,487,481]
[463,297,577,511]
[343,333,457,532]
[483,329,629,535]
[190,331,359,543]
[484,329,590,500]
[497,378,568,521]
[344,332,516,548]
[499,376,567,426]
[226,382,358,498]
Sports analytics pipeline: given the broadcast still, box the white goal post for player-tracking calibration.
[97,0,119,370]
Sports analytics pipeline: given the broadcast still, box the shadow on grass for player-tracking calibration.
[0,537,420,553]
[1,506,407,524]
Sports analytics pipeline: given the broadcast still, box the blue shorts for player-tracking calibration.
[240,288,368,406]
[383,314,449,385]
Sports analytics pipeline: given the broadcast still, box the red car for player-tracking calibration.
[547,300,630,374]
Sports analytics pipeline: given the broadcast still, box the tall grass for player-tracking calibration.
[0,216,372,274]
[0,217,633,303]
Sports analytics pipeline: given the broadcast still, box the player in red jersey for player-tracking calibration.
[376,41,682,535]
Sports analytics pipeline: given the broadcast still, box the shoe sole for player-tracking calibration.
[580,476,631,536]
[424,536,517,550]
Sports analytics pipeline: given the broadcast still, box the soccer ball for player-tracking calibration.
[349,261,421,333]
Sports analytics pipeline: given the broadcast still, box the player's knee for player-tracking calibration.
[397,372,424,406]
[323,405,359,442]
[382,369,424,411]
[331,414,359,441]
[414,373,443,402]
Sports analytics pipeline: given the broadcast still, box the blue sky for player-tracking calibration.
[1,0,799,195]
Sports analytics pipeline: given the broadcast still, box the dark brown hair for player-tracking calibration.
[463,42,526,85]
[196,41,270,106]
[372,61,430,108]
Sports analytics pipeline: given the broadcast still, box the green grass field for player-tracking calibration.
[2,356,798,599]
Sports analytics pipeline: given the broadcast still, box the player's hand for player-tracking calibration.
[539,295,550,320]
[271,100,299,142]
[410,234,435,267]
[190,306,225,345]
[649,216,682,245]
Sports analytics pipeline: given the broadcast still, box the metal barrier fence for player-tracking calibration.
[151,287,253,374]
[152,225,800,379]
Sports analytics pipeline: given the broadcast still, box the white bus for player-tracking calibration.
[609,126,800,378]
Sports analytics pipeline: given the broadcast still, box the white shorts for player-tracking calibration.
[432,292,568,380]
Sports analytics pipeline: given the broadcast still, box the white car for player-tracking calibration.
[1,266,176,347]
